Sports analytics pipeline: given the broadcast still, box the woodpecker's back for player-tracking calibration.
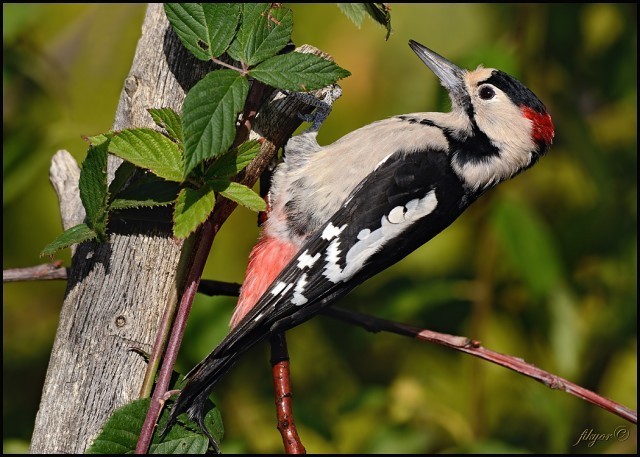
[167,40,554,446]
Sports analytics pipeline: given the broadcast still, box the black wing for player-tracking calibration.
[166,146,474,439]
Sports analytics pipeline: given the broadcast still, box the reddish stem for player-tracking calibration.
[135,218,218,454]
[322,307,638,425]
[270,334,306,454]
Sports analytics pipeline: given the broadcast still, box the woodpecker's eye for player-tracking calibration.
[479,86,496,100]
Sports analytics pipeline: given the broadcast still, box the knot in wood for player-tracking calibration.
[124,75,139,98]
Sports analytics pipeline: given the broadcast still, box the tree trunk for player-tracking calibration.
[29,5,212,453]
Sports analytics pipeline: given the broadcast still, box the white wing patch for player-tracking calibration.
[297,250,321,269]
[271,281,293,296]
[323,190,439,283]
[321,223,347,240]
[291,273,309,306]
[322,238,344,283]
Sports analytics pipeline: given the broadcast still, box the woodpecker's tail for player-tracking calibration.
[162,348,239,451]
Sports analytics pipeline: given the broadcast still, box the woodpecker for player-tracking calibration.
[166,40,554,443]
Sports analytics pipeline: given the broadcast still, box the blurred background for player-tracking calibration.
[3,3,637,454]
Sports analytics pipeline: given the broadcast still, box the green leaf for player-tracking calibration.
[337,3,366,27]
[227,3,293,66]
[337,3,392,39]
[148,108,184,144]
[211,180,266,212]
[182,70,249,177]
[79,141,110,233]
[110,175,180,210]
[173,186,216,239]
[40,224,97,257]
[86,398,220,455]
[202,3,242,58]
[205,140,260,179]
[363,3,392,40]
[109,128,184,182]
[164,3,241,61]
[250,52,351,91]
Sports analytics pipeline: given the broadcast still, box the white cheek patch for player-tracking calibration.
[297,250,321,269]
[323,190,438,283]
[291,274,309,306]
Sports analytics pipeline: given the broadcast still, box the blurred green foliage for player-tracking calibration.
[3,3,636,454]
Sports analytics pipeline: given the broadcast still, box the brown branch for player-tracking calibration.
[3,262,67,282]
[321,306,638,425]
[270,334,306,454]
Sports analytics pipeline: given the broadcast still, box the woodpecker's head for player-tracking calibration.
[409,40,554,192]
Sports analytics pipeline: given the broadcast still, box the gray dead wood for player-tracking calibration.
[29,5,208,452]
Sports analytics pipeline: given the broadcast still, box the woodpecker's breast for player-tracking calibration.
[266,115,450,244]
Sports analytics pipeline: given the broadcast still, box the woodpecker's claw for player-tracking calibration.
[284,84,342,133]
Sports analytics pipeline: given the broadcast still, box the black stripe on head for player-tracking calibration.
[481,70,547,113]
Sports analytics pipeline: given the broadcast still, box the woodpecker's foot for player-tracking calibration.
[285,84,342,133]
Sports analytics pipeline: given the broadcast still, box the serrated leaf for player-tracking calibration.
[173,186,216,239]
[337,3,366,27]
[86,398,219,455]
[250,52,351,91]
[109,128,184,182]
[40,224,97,257]
[182,70,249,177]
[227,3,292,66]
[205,140,260,179]
[202,3,242,57]
[164,3,241,61]
[337,3,392,39]
[364,3,392,40]
[79,141,110,232]
[211,180,266,212]
[148,108,184,144]
[110,175,179,210]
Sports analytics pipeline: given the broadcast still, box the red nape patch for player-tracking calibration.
[521,106,555,146]
[230,235,299,328]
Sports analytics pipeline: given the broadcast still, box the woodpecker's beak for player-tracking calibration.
[409,40,467,106]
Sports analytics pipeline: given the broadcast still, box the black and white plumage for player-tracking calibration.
[166,40,554,445]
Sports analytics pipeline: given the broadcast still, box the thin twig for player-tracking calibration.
[270,334,306,454]
[3,262,67,282]
[198,279,241,297]
[321,306,638,425]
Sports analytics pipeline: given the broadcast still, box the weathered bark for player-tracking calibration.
[29,5,212,453]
